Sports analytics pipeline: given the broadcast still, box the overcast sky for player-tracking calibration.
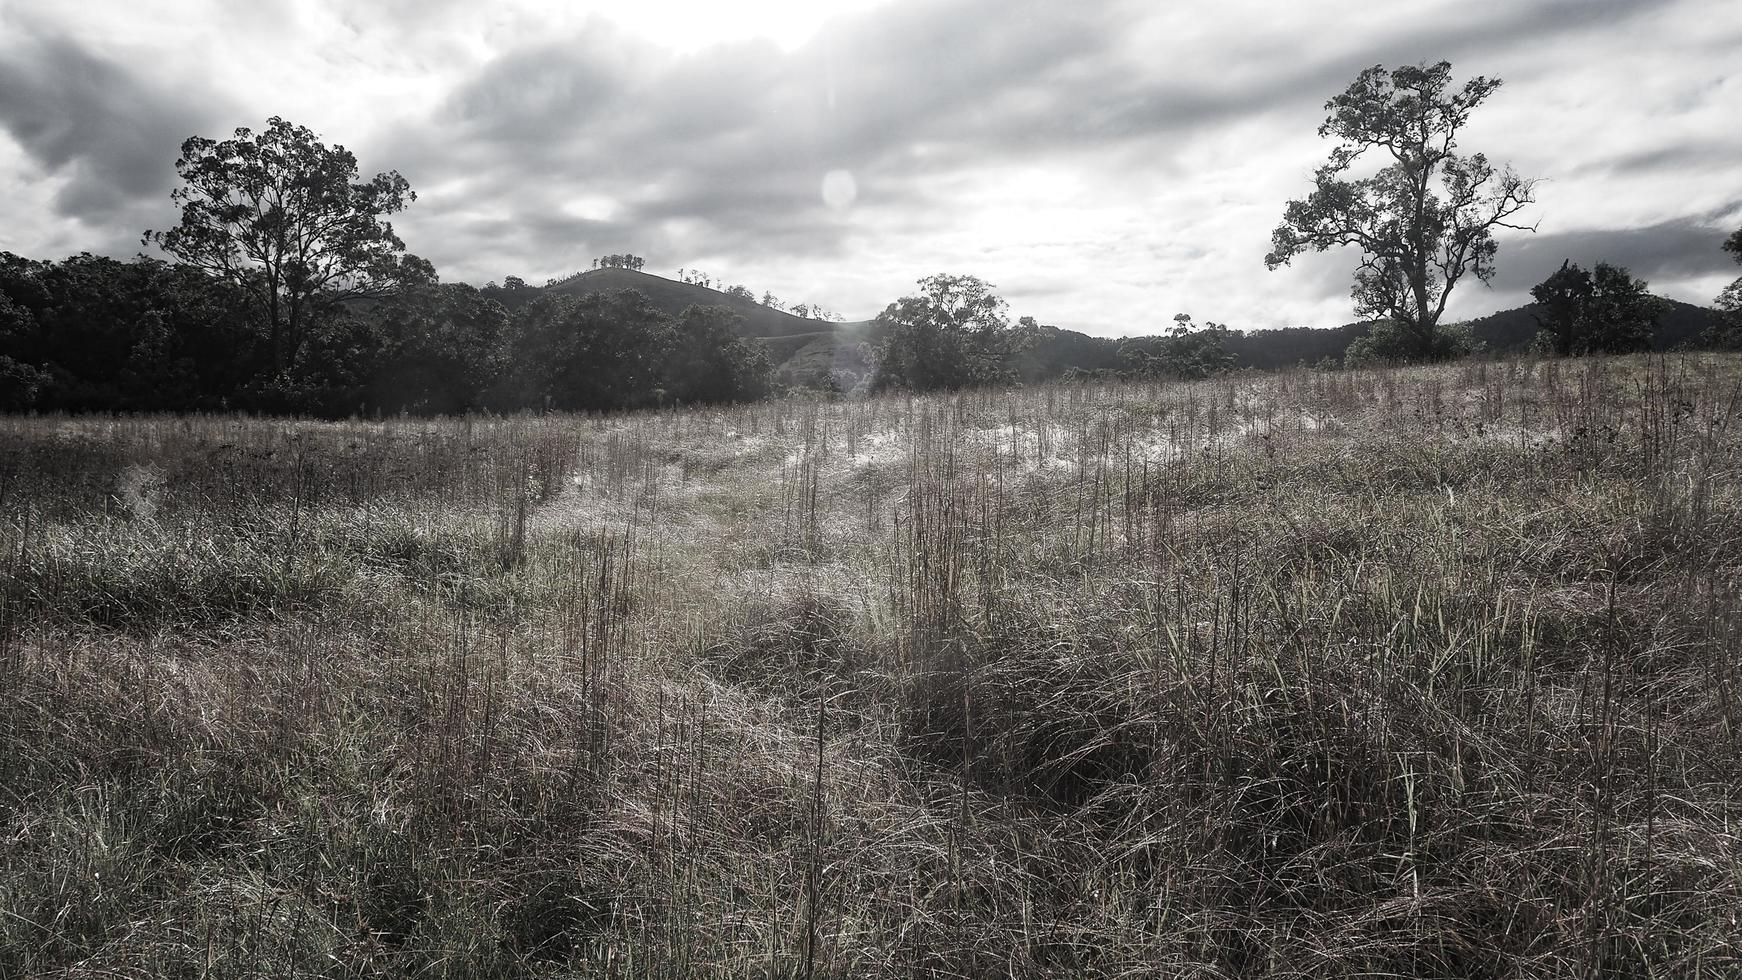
[2,0,1739,336]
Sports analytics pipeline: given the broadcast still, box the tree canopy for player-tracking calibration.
[1530,260,1657,356]
[1715,226,1742,347]
[0,250,774,416]
[871,274,1022,392]
[144,117,430,371]
[1118,314,1236,380]
[1266,61,1537,359]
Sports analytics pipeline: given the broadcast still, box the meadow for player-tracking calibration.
[3,354,1742,978]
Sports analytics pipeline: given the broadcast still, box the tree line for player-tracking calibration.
[1,118,769,415]
[0,252,770,414]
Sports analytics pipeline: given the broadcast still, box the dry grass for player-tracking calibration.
[3,354,1742,977]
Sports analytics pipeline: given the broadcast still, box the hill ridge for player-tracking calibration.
[510,270,1728,382]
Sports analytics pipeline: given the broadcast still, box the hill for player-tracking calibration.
[520,270,1730,382]
[1462,295,1725,352]
[500,268,865,341]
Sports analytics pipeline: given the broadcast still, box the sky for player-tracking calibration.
[1,0,1739,337]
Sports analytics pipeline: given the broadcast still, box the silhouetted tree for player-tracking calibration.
[499,290,668,411]
[366,284,509,413]
[1530,260,1588,356]
[1531,260,1657,355]
[0,291,49,410]
[1713,226,1742,348]
[145,117,430,370]
[0,252,259,411]
[1584,264,1660,354]
[1266,61,1536,359]
[662,305,772,404]
[594,254,645,272]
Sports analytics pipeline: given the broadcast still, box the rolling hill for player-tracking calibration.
[516,269,1731,383]
[504,268,868,340]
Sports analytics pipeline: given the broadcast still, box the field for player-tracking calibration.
[4,355,1742,978]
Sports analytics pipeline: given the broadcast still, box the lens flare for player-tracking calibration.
[821,169,857,211]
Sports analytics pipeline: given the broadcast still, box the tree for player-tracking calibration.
[0,290,48,410]
[0,251,260,411]
[1118,314,1236,380]
[1713,226,1742,348]
[366,284,510,414]
[662,305,772,405]
[145,117,429,371]
[1530,260,1589,356]
[1343,319,1479,367]
[1529,260,1657,356]
[871,274,1021,392]
[1585,263,1655,354]
[499,290,669,411]
[1266,62,1537,359]
[1580,263,1658,354]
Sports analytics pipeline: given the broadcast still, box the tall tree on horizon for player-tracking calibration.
[1266,61,1537,359]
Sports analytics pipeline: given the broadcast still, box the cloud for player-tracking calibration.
[1489,214,1742,291]
[0,27,223,225]
[384,1,1141,283]
[3,0,1739,333]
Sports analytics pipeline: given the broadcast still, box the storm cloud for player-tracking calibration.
[0,28,222,224]
[2,0,1739,334]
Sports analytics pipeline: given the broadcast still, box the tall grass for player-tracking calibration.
[3,354,1741,977]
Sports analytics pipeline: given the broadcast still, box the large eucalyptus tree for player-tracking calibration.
[1266,62,1537,358]
[146,117,431,370]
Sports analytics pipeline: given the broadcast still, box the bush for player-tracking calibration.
[1344,318,1479,366]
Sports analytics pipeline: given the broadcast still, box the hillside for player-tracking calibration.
[1462,296,1725,352]
[506,268,867,340]
[518,270,1730,382]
